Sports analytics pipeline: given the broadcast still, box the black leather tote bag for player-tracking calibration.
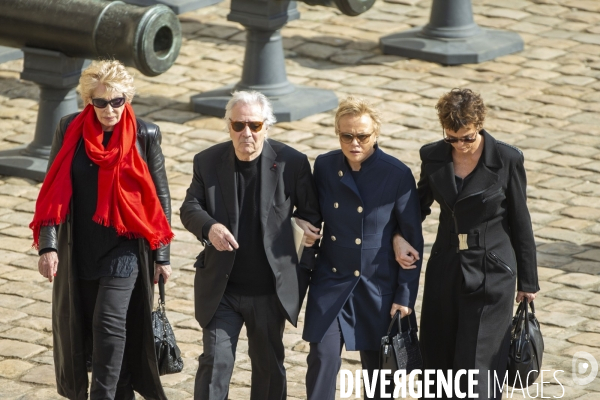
[152,275,184,375]
[380,311,423,373]
[507,301,544,388]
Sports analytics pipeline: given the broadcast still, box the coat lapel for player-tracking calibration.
[456,129,502,202]
[260,140,279,229]
[216,145,239,238]
[426,141,458,208]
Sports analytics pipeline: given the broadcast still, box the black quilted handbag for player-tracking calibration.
[380,311,423,373]
[507,301,544,388]
[152,275,184,375]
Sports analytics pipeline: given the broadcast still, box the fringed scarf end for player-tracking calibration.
[149,232,175,250]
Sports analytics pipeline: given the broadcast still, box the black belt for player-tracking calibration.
[449,232,480,250]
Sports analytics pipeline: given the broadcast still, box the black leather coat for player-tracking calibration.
[38,113,170,400]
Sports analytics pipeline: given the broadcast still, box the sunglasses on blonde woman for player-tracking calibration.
[339,132,373,144]
[230,120,265,133]
[91,97,126,109]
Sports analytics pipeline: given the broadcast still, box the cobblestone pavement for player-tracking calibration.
[0,0,599,398]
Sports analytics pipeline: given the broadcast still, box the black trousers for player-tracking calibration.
[306,318,386,400]
[79,266,138,400]
[194,291,287,400]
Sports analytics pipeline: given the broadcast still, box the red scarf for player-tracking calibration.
[30,104,174,250]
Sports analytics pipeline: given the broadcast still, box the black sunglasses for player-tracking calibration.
[230,119,265,133]
[443,130,478,144]
[339,132,373,144]
[91,97,126,109]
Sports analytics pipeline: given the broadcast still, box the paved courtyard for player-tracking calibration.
[0,0,599,398]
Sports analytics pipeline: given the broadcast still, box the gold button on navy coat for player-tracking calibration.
[303,145,424,351]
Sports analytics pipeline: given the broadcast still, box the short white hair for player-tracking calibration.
[224,91,277,132]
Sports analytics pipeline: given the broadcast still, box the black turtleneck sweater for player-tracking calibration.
[225,155,275,296]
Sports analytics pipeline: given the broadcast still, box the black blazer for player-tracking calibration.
[180,139,321,328]
[419,129,539,293]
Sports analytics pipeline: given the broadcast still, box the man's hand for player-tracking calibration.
[390,303,412,319]
[392,233,420,269]
[516,291,537,303]
[154,263,172,284]
[38,251,59,283]
[208,223,239,251]
[293,218,322,246]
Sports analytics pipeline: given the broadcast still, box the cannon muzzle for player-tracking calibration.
[299,0,374,16]
[0,0,181,76]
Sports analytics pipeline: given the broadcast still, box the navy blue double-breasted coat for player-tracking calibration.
[303,145,424,351]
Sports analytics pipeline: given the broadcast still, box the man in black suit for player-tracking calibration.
[180,91,321,400]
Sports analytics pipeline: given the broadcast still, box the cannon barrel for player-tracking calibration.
[300,0,374,16]
[0,0,181,76]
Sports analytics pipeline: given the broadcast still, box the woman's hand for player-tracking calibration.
[293,218,322,246]
[392,234,420,269]
[38,251,59,283]
[516,291,537,303]
[390,303,412,319]
[154,263,172,284]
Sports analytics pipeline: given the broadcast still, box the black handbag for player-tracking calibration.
[380,311,423,373]
[152,275,184,375]
[507,301,544,388]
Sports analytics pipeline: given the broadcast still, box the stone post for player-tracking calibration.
[380,0,523,65]
[191,0,339,122]
[0,48,89,180]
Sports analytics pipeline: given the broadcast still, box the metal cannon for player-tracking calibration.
[0,0,181,76]
[0,0,182,180]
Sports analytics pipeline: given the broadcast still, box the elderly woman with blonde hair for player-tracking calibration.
[30,60,173,400]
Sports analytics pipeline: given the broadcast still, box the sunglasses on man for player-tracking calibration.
[229,119,265,133]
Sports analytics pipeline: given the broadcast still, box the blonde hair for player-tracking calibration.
[77,60,136,106]
[334,96,381,136]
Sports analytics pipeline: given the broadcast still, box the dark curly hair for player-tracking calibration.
[435,88,487,133]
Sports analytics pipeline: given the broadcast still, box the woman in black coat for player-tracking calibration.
[31,60,172,400]
[395,88,539,399]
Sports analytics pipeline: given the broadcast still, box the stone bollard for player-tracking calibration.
[191,0,375,122]
[380,0,523,65]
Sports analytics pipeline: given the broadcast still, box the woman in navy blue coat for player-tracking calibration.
[299,97,424,400]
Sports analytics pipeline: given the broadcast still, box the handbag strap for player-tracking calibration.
[385,311,399,337]
[386,310,413,337]
[512,301,526,339]
[523,300,531,338]
[159,275,166,305]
